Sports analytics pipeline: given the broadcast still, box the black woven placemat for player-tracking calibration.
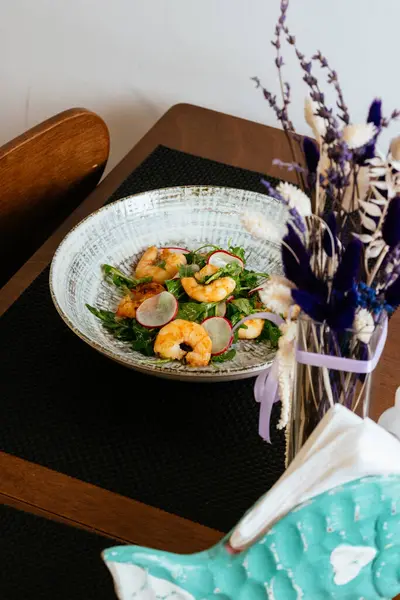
[0,505,115,600]
[1,146,285,533]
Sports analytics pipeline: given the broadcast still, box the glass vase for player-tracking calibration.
[286,312,385,466]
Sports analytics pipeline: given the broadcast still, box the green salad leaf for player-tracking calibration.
[228,244,246,262]
[226,298,253,326]
[165,278,185,299]
[257,319,281,349]
[184,245,214,269]
[230,297,253,315]
[178,264,201,277]
[211,348,237,363]
[200,261,243,285]
[86,305,157,356]
[177,301,217,322]
[232,270,269,297]
[102,264,151,290]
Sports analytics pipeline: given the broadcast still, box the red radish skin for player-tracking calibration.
[207,250,244,269]
[136,292,178,328]
[226,295,235,303]
[202,316,233,355]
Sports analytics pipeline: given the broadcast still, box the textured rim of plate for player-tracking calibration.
[49,185,279,381]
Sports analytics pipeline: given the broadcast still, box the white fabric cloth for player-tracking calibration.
[230,404,400,550]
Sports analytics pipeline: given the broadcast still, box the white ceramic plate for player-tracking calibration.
[50,186,287,381]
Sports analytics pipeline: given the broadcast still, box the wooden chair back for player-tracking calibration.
[0,108,110,287]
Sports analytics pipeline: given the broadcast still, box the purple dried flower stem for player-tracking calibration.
[255,0,307,192]
[274,48,307,191]
[289,207,307,235]
[381,109,400,128]
[282,23,349,214]
[272,158,307,173]
[284,29,341,144]
[312,51,350,125]
[253,76,303,191]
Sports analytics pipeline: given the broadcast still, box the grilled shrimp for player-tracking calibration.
[135,246,186,283]
[238,318,264,339]
[194,264,219,280]
[181,264,236,302]
[116,282,164,318]
[154,319,212,367]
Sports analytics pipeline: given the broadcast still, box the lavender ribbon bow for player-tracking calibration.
[232,312,285,443]
[234,314,389,444]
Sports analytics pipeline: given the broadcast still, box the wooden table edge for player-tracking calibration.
[0,452,223,553]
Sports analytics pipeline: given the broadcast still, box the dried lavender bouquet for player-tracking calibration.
[248,0,400,454]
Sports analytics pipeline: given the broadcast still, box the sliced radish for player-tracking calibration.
[207,250,244,269]
[202,316,233,355]
[226,295,235,303]
[215,301,227,317]
[136,291,178,328]
[161,247,189,254]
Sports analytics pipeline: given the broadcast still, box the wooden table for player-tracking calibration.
[1,103,398,555]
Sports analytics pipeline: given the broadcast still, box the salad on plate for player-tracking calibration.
[87,244,281,367]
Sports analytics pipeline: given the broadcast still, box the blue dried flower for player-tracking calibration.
[367,98,382,127]
[292,289,327,323]
[328,288,358,330]
[292,287,357,331]
[333,239,362,292]
[282,224,309,286]
[356,282,392,315]
[382,197,400,248]
[283,225,328,297]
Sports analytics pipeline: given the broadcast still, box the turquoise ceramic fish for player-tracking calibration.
[103,475,400,599]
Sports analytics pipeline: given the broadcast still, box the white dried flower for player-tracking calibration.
[390,136,400,161]
[241,211,283,243]
[353,308,375,344]
[342,123,377,150]
[304,97,326,143]
[276,319,297,430]
[258,275,297,318]
[276,182,312,217]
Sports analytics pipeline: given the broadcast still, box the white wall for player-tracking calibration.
[0,0,398,173]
